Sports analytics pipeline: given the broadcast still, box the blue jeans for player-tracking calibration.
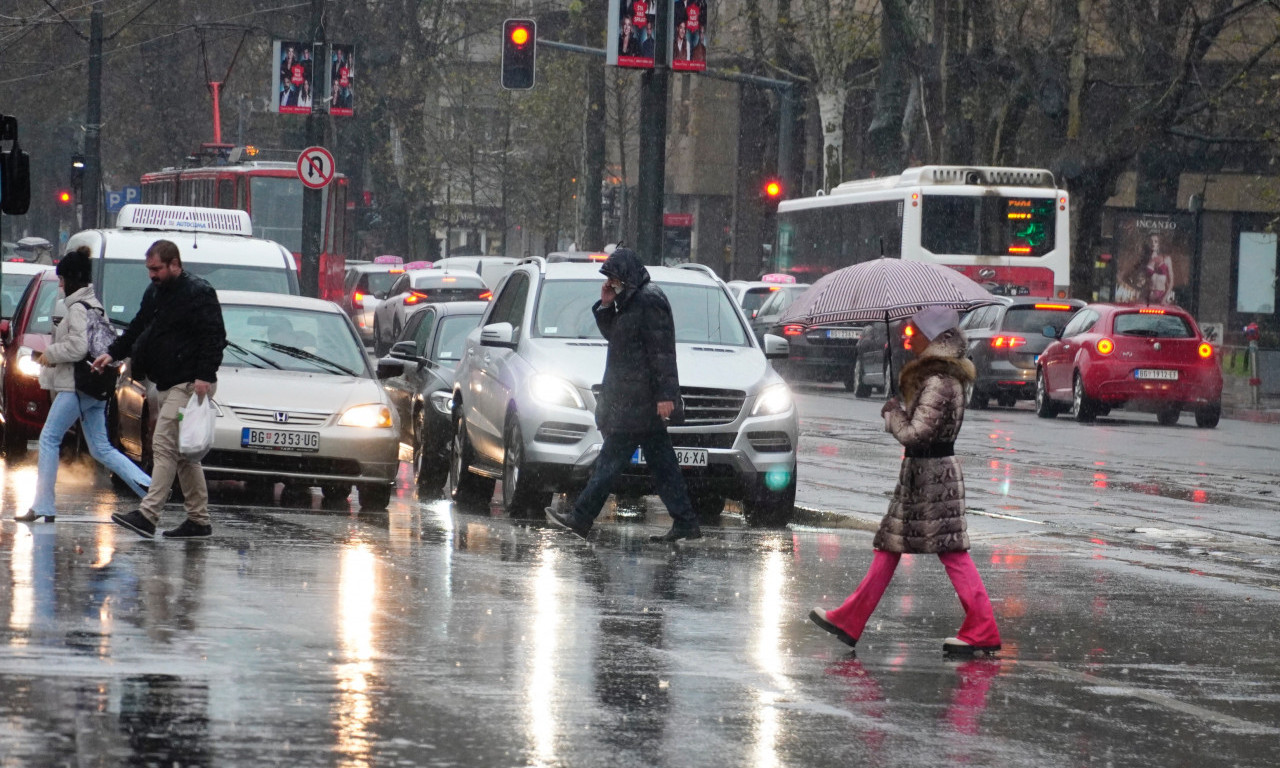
[571,429,698,530]
[32,391,151,516]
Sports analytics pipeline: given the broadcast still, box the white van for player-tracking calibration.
[432,255,519,289]
[66,204,299,326]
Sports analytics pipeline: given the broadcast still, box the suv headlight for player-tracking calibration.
[429,390,453,415]
[338,403,393,428]
[751,383,793,416]
[529,373,586,410]
[15,346,41,378]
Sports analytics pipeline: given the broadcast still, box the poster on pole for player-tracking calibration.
[328,44,355,116]
[1112,212,1195,309]
[671,0,707,72]
[607,0,657,69]
[272,40,314,114]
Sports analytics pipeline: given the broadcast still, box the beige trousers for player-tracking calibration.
[139,382,215,526]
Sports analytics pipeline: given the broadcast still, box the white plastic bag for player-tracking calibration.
[178,393,216,460]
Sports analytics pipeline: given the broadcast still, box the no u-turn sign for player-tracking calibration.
[297,146,335,189]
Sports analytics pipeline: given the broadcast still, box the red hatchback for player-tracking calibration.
[1035,303,1222,428]
[0,269,60,454]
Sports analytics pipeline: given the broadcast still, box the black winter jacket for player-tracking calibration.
[593,249,681,434]
[107,271,227,391]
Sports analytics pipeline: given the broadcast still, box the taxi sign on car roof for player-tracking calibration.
[116,205,253,237]
[373,255,403,264]
[761,273,796,284]
[403,260,433,270]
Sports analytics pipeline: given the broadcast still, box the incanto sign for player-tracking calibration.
[297,146,336,189]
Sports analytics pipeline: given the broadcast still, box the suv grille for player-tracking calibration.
[681,387,746,426]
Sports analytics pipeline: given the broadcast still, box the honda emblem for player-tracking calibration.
[274,412,289,423]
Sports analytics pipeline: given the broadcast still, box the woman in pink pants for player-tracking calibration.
[810,306,1002,655]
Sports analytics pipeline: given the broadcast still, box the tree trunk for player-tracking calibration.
[868,0,915,173]
[816,87,847,191]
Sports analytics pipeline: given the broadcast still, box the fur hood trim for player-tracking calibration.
[898,335,974,406]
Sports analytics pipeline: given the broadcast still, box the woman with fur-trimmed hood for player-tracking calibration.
[808,306,1003,655]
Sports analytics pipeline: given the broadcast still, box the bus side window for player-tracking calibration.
[218,179,234,209]
[237,178,248,210]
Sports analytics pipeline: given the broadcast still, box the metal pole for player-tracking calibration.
[83,1,104,229]
[300,0,326,298]
[635,1,670,266]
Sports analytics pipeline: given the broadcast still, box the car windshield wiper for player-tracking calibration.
[225,340,281,369]
[252,339,360,376]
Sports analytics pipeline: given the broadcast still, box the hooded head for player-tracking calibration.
[599,247,651,301]
[910,306,960,341]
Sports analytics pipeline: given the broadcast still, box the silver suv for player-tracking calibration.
[447,259,800,526]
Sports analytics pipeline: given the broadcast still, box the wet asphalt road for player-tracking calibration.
[1,389,1278,767]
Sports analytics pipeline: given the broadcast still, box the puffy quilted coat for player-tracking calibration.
[38,286,101,394]
[872,331,975,554]
[592,248,681,434]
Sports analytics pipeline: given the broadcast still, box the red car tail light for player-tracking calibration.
[1096,338,1114,355]
[1198,343,1213,359]
[1138,308,1166,315]
[1034,303,1072,311]
[992,336,1027,348]
[480,290,493,301]
[902,324,914,350]
[353,291,365,303]
[404,292,422,305]
[782,324,805,337]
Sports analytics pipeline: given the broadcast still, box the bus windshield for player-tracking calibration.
[921,195,1056,257]
[250,177,319,253]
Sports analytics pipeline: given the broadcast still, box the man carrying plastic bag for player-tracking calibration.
[93,240,226,539]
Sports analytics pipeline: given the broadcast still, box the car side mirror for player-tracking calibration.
[480,322,517,349]
[762,333,790,360]
[1042,324,1061,339]
[376,358,405,379]
[389,340,419,362]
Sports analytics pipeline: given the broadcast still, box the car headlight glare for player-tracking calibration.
[15,347,42,378]
[751,384,793,416]
[529,373,586,410]
[429,390,453,416]
[338,403,393,428]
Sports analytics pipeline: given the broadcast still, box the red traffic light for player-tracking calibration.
[509,25,530,47]
[764,180,782,198]
[57,190,73,204]
[501,19,537,89]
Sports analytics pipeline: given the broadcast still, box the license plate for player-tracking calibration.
[826,328,861,340]
[241,428,320,452]
[1134,369,1178,381]
[631,448,709,467]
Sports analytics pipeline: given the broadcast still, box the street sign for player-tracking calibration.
[297,146,335,189]
[105,185,140,214]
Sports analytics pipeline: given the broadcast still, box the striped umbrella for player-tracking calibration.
[778,258,1000,327]
[776,259,1000,395]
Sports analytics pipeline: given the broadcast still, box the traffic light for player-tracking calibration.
[56,189,73,205]
[70,153,85,193]
[762,178,784,209]
[501,19,536,90]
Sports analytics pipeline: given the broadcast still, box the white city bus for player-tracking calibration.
[774,166,1071,299]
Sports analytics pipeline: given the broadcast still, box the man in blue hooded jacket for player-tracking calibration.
[546,248,701,542]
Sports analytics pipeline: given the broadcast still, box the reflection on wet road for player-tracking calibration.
[0,478,1276,766]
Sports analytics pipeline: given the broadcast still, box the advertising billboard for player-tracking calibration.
[607,1,709,72]
[329,44,355,116]
[1112,212,1195,309]
[273,40,314,115]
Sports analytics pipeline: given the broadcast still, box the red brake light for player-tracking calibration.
[1096,338,1114,355]
[991,336,1027,348]
[782,324,805,337]
[1034,303,1072,311]
[353,291,365,303]
[1138,308,1166,315]
[479,291,493,301]
[1008,246,1033,254]
[405,292,421,305]
[902,324,914,349]
[1198,343,1213,359]
[389,268,405,274]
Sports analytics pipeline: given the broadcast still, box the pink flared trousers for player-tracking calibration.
[825,550,1001,647]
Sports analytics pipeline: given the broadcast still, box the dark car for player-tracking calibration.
[959,297,1086,408]
[1035,303,1223,427]
[851,319,914,398]
[382,301,488,495]
[0,269,60,455]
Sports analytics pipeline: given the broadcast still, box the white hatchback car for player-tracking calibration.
[112,291,404,509]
